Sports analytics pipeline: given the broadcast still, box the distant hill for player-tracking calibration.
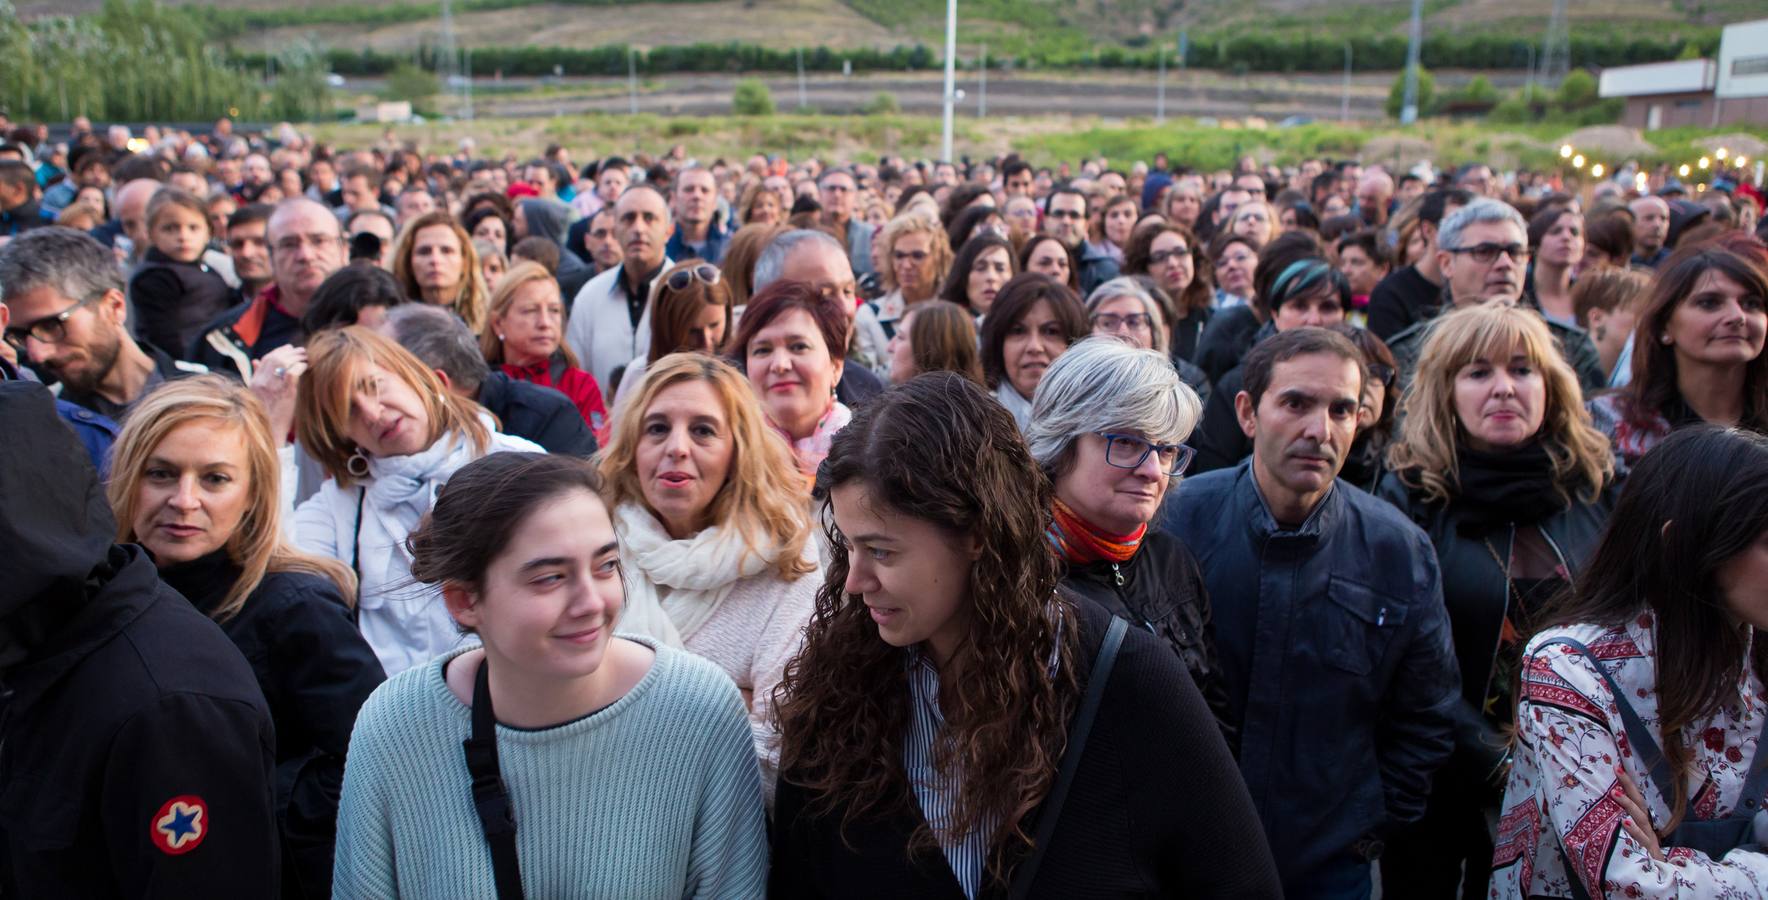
[12,0,1739,60]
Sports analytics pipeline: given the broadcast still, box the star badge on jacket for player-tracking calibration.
[150,795,208,855]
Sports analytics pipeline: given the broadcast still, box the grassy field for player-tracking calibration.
[304,112,1768,174]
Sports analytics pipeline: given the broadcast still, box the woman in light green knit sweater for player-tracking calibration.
[333,453,768,899]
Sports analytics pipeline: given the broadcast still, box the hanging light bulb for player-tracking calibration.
[1699,157,1711,169]
[1716,147,1729,160]
[1590,164,1605,177]
[1738,156,1750,167]
[1560,144,1574,158]
[1679,164,1692,177]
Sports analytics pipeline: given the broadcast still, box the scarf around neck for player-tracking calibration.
[614,503,794,648]
[355,428,483,611]
[771,401,851,476]
[1047,496,1146,565]
[1450,440,1570,538]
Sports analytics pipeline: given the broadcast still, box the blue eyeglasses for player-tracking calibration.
[1097,432,1195,476]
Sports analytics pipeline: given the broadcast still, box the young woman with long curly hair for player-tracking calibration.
[769,372,1280,898]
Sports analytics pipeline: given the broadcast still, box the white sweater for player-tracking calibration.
[565,259,669,400]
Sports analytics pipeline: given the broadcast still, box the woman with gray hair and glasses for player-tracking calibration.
[1025,337,1232,736]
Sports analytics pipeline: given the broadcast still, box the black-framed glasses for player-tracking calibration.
[1098,432,1195,476]
[665,264,721,291]
[1092,312,1152,333]
[1369,363,1396,387]
[3,293,103,350]
[1148,247,1190,265]
[1046,209,1084,219]
[1447,242,1529,264]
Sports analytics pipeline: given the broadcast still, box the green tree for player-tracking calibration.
[1385,66,1435,119]
[1677,41,1703,61]
[385,63,439,106]
[861,91,899,114]
[1557,69,1598,110]
[731,77,775,115]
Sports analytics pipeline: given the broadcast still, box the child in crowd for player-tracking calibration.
[129,186,237,361]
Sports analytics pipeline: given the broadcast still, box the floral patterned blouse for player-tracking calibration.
[1491,613,1768,898]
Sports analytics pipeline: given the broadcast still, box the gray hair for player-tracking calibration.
[1025,336,1202,485]
[753,228,847,291]
[0,227,125,306]
[1436,197,1526,253]
[1084,276,1168,355]
[385,304,490,394]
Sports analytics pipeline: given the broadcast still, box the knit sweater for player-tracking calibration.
[332,640,768,899]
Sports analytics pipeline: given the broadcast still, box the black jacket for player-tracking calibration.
[770,596,1281,898]
[158,551,386,900]
[1373,472,1617,775]
[476,371,598,457]
[1159,463,1459,890]
[129,247,239,362]
[1194,305,1264,386]
[837,361,886,410]
[1364,265,1439,341]
[0,382,279,898]
[1192,363,1252,475]
[1059,531,1232,742]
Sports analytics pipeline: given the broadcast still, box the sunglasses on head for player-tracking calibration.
[665,264,721,292]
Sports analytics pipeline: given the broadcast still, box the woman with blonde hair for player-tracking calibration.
[598,353,819,792]
[1375,302,1619,897]
[290,326,541,676]
[481,261,609,440]
[738,180,785,228]
[110,375,385,900]
[857,214,955,374]
[1227,199,1281,247]
[392,210,490,332]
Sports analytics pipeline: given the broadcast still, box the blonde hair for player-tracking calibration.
[392,211,489,332]
[1228,199,1281,246]
[598,353,815,581]
[480,261,579,368]
[296,325,492,487]
[109,375,356,621]
[877,213,954,294]
[1386,303,1613,505]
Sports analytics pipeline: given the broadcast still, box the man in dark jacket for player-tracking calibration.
[0,159,47,237]
[0,381,280,897]
[1159,328,1459,898]
[1364,189,1470,341]
[1385,198,1605,395]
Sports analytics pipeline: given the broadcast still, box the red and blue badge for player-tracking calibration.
[149,795,208,856]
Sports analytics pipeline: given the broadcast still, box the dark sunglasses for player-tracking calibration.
[665,264,721,292]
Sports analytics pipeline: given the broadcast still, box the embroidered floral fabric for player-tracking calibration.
[1490,613,1768,898]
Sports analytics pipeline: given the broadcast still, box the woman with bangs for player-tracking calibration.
[770,372,1280,898]
[611,258,734,413]
[392,210,491,333]
[598,353,818,796]
[1375,302,1620,898]
[290,326,542,676]
[481,261,610,441]
[109,376,385,899]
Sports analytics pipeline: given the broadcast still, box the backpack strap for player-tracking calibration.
[462,659,526,900]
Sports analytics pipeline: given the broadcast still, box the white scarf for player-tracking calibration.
[614,503,786,648]
[354,430,482,612]
[995,380,1034,432]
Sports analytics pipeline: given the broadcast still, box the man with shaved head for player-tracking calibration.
[192,197,344,378]
[1356,170,1395,229]
[1629,195,1672,269]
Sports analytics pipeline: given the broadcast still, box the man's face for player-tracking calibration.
[396,190,435,227]
[1233,174,1265,199]
[1631,199,1670,253]
[1004,168,1033,198]
[1044,192,1086,246]
[77,162,111,190]
[1458,166,1494,198]
[243,155,271,187]
[781,241,859,314]
[268,204,346,304]
[934,163,959,186]
[168,171,207,198]
[342,176,378,212]
[1439,220,1527,306]
[819,172,856,223]
[1236,352,1364,519]
[596,167,628,204]
[524,165,555,195]
[1356,180,1390,225]
[615,188,671,271]
[1215,188,1251,226]
[1337,245,1386,297]
[216,158,241,187]
[5,285,126,395]
[116,183,157,252]
[1099,172,1127,197]
[309,161,336,191]
[226,219,272,285]
[584,210,623,270]
[673,170,717,227]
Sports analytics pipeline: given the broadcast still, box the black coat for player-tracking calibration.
[769,597,1281,899]
[1059,531,1233,742]
[1194,306,1264,387]
[158,552,386,900]
[0,381,277,897]
[1192,364,1252,475]
[476,371,598,457]
[129,247,239,363]
[1364,265,1439,341]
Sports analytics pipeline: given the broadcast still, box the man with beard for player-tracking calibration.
[1161,326,1458,900]
[0,227,205,419]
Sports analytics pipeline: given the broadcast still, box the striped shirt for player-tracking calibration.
[904,651,994,899]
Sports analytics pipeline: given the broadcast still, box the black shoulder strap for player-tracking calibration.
[1009,614,1128,899]
[463,659,526,900]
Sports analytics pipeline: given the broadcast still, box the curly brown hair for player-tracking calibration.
[772,372,1079,885]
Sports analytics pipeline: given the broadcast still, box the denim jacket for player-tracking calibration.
[1158,461,1459,889]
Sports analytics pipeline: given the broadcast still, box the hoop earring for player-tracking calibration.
[347,446,371,478]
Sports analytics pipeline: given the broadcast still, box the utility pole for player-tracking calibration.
[464,49,473,120]
[1341,41,1352,122]
[627,48,638,115]
[979,43,987,117]
[941,0,957,162]
[1400,0,1424,124]
[796,47,807,110]
[1525,44,1536,101]
[1157,41,1168,124]
[1541,0,1570,86]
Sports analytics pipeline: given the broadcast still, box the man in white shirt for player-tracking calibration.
[565,184,672,399]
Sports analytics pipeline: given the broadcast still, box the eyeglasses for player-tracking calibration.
[272,233,344,255]
[1046,209,1084,219]
[1368,363,1396,387]
[1098,432,1195,476]
[1092,312,1152,332]
[3,293,103,350]
[894,250,930,263]
[665,263,721,291]
[1447,242,1529,264]
[1148,247,1190,265]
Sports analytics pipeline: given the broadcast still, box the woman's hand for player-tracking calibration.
[1614,765,1667,861]
[249,344,308,447]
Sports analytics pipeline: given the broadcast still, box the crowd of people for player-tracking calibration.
[1,115,1766,899]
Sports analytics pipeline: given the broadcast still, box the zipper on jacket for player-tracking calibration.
[1108,563,1159,635]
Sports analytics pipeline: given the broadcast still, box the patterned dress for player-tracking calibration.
[1490,614,1768,898]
